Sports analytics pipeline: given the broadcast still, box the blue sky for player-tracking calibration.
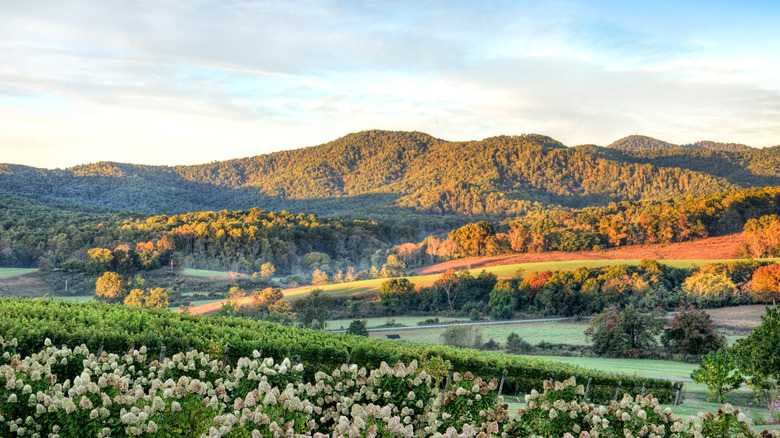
[1,0,779,168]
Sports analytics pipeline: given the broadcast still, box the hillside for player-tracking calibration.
[414,233,746,275]
[4,131,777,229]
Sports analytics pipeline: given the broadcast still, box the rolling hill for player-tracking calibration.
[2,131,779,230]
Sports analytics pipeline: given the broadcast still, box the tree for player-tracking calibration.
[682,270,737,297]
[222,287,246,314]
[434,269,460,312]
[251,287,284,311]
[87,248,114,274]
[145,288,169,309]
[259,262,276,280]
[751,264,780,305]
[124,289,145,307]
[662,307,726,355]
[585,304,664,356]
[346,320,369,337]
[266,299,294,325]
[311,269,329,286]
[380,254,406,278]
[377,278,417,313]
[448,221,498,257]
[95,272,127,303]
[691,349,744,402]
[506,332,532,354]
[733,306,780,394]
[292,288,331,330]
[489,280,516,320]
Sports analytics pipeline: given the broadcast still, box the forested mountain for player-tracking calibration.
[0,192,413,272]
[1,131,778,230]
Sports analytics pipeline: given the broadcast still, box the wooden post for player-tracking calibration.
[345,355,350,366]
[159,345,166,363]
[444,365,455,392]
[583,377,592,402]
[674,384,683,406]
[223,346,230,367]
[613,380,622,401]
[514,381,521,398]
[96,345,104,359]
[641,383,646,397]
[498,369,507,396]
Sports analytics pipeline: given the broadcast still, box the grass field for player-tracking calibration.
[283,258,761,300]
[327,316,467,330]
[366,319,593,345]
[0,268,37,278]
[180,268,236,279]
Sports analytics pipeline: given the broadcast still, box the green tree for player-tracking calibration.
[506,332,532,354]
[691,349,745,402]
[377,278,417,314]
[488,280,516,320]
[292,288,331,330]
[95,271,127,303]
[585,304,664,356]
[733,306,780,394]
[346,320,369,337]
[662,307,726,355]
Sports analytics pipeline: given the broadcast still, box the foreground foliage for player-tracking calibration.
[0,340,777,438]
[0,298,676,404]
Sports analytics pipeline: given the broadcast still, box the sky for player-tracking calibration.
[1,0,779,168]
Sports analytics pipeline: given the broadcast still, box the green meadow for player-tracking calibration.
[0,268,37,278]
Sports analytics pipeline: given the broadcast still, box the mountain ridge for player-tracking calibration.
[1,130,778,230]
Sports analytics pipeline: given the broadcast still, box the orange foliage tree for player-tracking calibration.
[751,264,780,305]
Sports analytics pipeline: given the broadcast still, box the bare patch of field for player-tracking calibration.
[704,305,775,334]
[415,234,748,275]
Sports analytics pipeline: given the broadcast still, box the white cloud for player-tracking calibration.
[1,0,779,168]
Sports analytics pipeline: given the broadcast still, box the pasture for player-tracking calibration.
[0,267,37,278]
[366,319,593,345]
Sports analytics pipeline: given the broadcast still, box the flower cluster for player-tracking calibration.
[437,371,508,435]
[0,340,504,438]
[509,377,780,438]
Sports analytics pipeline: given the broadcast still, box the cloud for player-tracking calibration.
[0,0,779,168]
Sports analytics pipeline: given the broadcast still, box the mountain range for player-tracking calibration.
[2,131,779,231]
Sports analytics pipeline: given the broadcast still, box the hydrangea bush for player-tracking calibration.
[1,337,779,438]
